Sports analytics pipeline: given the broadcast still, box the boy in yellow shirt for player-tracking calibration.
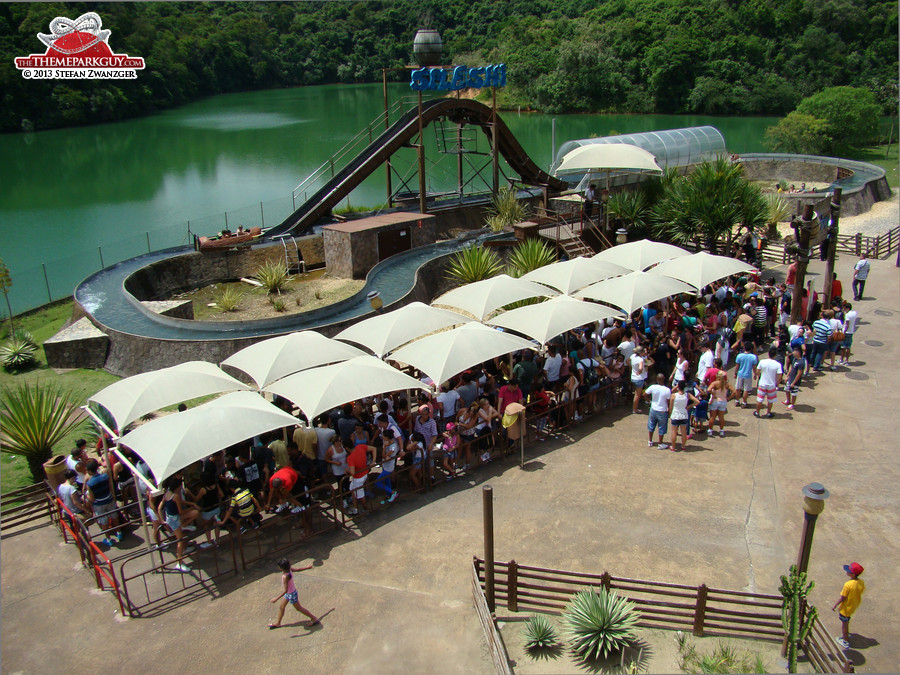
[831,562,865,649]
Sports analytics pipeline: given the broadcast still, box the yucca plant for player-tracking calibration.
[12,329,38,349]
[216,285,243,312]
[564,587,639,661]
[254,259,292,294]
[607,191,650,230]
[507,238,557,278]
[445,245,504,285]
[271,296,287,312]
[1,381,86,482]
[1,336,37,372]
[765,192,790,240]
[523,614,561,651]
[485,186,529,232]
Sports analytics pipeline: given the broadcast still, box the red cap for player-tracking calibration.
[843,562,864,575]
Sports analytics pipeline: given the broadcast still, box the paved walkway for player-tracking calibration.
[2,253,898,673]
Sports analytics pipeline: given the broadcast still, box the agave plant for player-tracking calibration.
[12,329,38,349]
[445,245,504,285]
[1,336,37,372]
[485,187,529,232]
[254,259,292,294]
[216,285,243,312]
[564,587,639,661]
[523,614,561,651]
[1,381,87,482]
[607,191,650,231]
[507,238,557,278]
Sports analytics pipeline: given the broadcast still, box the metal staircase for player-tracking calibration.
[274,234,304,274]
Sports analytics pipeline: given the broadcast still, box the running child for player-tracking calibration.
[268,558,320,629]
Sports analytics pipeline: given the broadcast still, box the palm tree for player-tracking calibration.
[651,157,752,254]
[607,191,650,232]
[1,381,86,483]
[445,244,504,285]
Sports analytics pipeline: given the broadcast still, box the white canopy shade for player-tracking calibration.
[263,355,428,422]
[522,257,629,295]
[555,144,663,175]
[118,391,297,484]
[432,274,556,321]
[221,331,367,389]
[89,361,252,431]
[334,301,471,358]
[487,295,623,345]
[647,251,757,290]
[592,239,690,272]
[577,270,696,315]
[389,322,536,387]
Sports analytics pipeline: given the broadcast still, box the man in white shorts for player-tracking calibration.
[643,374,671,449]
[753,346,783,419]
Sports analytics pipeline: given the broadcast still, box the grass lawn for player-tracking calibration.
[850,141,899,188]
[1,301,119,495]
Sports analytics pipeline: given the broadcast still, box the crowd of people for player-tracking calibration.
[54,252,871,574]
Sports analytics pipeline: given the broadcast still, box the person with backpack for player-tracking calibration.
[576,347,601,417]
[629,346,652,414]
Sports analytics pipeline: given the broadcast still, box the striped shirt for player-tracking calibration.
[230,489,255,518]
[812,318,833,343]
[753,305,768,327]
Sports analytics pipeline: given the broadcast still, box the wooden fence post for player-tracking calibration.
[483,486,495,613]
[693,583,708,637]
[600,571,612,592]
[508,559,518,612]
[855,232,862,255]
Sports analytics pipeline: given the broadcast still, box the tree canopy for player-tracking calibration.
[764,86,882,155]
[0,0,896,132]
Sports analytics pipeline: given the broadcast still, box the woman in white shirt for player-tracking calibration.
[668,382,699,452]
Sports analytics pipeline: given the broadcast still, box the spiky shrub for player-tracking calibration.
[507,238,557,279]
[564,587,639,661]
[271,296,287,312]
[485,187,529,232]
[217,285,243,312]
[12,329,38,349]
[1,381,86,482]
[1,336,37,372]
[523,615,560,651]
[254,259,292,294]
[445,245,504,285]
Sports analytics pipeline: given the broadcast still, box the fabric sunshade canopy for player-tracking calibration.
[521,257,629,295]
[88,360,252,431]
[591,239,690,272]
[221,331,367,389]
[554,144,663,175]
[334,302,471,358]
[389,322,536,387]
[118,391,297,484]
[432,274,557,321]
[263,355,428,422]
[577,270,696,315]
[487,295,623,345]
[647,251,757,290]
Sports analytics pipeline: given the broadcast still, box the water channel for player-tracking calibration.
[0,82,779,315]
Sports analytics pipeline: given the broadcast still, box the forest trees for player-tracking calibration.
[764,87,882,155]
[0,0,896,132]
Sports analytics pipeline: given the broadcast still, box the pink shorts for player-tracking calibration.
[757,386,777,402]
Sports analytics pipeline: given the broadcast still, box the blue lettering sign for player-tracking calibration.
[410,64,506,91]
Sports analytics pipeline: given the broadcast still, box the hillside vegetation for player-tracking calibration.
[0,0,896,132]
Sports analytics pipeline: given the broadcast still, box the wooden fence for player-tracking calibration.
[0,481,55,535]
[835,226,900,258]
[471,557,514,675]
[473,557,853,673]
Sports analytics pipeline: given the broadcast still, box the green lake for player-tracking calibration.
[0,82,779,314]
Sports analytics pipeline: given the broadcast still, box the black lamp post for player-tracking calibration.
[797,482,830,575]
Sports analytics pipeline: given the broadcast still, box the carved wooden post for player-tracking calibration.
[790,204,815,325]
[693,584,709,637]
[508,559,518,612]
[823,188,842,307]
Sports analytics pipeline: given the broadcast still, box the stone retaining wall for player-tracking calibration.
[98,253,457,377]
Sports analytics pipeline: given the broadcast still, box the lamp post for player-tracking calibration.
[797,482,830,575]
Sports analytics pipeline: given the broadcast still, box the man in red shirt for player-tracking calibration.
[265,466,304,515]
[497,379,523,418]
[346,443,374,516]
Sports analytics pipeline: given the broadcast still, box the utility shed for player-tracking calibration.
[322,212,437,279]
